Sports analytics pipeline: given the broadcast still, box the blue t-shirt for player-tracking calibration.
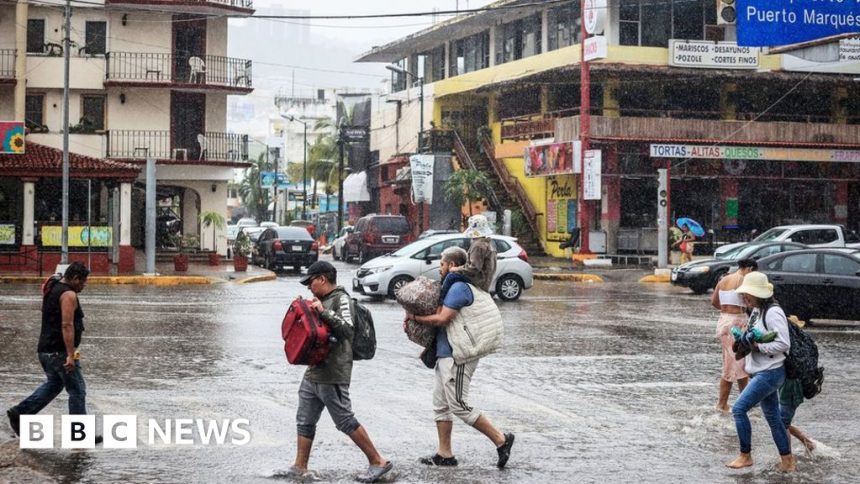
[436,281,473,358]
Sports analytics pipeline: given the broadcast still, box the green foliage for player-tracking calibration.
[238,153,272,223]
[171,233,199,254]
[232,230,252,258]
[510,208,529,237]
[443,169,492,217]
[200,211,226,252]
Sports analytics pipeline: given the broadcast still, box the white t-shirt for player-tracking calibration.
[744,305,791,374]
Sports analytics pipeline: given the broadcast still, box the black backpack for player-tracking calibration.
[350,298,376,361]
[761,305,824,400]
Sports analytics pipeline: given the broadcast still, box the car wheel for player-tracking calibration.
[333,246,340,261]
[264,254,272,271]
[691,284,709,295]
[388,275,414,299]
[359,248,368,264]
[496,274,523,301]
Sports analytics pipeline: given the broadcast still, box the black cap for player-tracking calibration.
[299,260,336,286]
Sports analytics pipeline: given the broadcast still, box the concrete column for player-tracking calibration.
[444,41,451,78]
[540,85,551,114]
[720,83,737,121]
[541,9,549,53]
[603,78,620,118]
[834,181,849,225]
[120,182,132,245]
[720,178,739,226]
[14,0,28,121]
[118,181,135,273]
[22,180,35,245]
[488,27,496,67]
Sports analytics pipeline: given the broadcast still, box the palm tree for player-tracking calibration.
[238,153,271,223]
[199,211,226,252]
[444,169,492,220]
[306,118,346,209]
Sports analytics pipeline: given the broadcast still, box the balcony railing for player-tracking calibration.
[0,49,15,79]
[105,0,254,12]
[105,52,252,89]
[106,130,249,162]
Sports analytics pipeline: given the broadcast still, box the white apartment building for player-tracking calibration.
[0,0,254,264]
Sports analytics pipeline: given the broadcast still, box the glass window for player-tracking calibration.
[817,229,839,244]
[25,94,45,127]
[0,178,19,222]
[84,21,107,55]
[823,254,860,276]
[492,239,512,253]
[641,0,671,47]
[452,30,489,75]
[673,0,705,40]
[81,95,106,130]
[780,253,817,273]
[390,58,407,92]
[416,238,467,260]
[520,14,542,58]
[548,2,581,51]
[27,19,45,53]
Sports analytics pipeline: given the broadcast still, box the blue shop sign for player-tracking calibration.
[737,0,860,47]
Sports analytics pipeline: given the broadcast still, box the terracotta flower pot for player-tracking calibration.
[208,252,220,266]
[233,255,248,272]
[174,254,189,272]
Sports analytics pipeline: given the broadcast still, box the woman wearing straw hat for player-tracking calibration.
[726,271,795,472]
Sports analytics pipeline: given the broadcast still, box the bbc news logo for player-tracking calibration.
[20,415,251,449]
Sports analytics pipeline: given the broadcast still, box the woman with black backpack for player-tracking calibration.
[727,271,795,473]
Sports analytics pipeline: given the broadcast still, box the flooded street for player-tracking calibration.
[1,261,859,483]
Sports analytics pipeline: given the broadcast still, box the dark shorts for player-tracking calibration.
[295,378,360,438]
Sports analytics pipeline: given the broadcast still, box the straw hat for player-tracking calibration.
[464,214,493,238]
[735,271,773,299]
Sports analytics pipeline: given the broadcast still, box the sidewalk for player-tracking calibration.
[0,259,276,286]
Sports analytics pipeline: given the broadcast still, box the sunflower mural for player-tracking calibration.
[1,122,25,154]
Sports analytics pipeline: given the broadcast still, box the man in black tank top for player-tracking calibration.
[6,262,99,442]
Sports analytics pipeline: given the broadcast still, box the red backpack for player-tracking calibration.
[281,298,331,365]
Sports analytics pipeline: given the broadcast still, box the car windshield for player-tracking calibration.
[390,237,438,257]
[732,244,771,260]
[753,228,788,242]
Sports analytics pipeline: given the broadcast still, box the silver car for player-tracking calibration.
[352,233,533,301]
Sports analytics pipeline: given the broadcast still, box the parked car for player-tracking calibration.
[345,214,414,263]
[352,233,533,301]
[757,248,860,322]
[714,224,860,258]
[290,220,316,237]
[671,241,806,294]
[240,226,266,265]
[236,217,258,228]
[260,221,279,229]
[256,226,319,271]
[418,229,459,239]
[331,225,354,261]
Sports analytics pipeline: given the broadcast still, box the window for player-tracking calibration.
[390,59,407,92]
[27,19,45,54]
[495,15,541,65]
[823,254,860,276]
[25,94,45,127]
[450,30,489,76]
[619,0,640,46]
[81,95,106,130]
[492,239,512,253]
[415,238,468,260]
[619,0,711,47]
[84,21,107,55]
[780,253,817,273]
[419,46,445,83]
[548,2,581,51]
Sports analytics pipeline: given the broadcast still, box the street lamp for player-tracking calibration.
[386,63,426,232]
[281,113,308,220]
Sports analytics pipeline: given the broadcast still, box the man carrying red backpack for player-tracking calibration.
[289,261,393,483]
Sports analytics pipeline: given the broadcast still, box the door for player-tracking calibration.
[173,15,206,83]
[417,237,468,280]
[820,253,860,319]
[768,252,820,319]
[171,92,206,160]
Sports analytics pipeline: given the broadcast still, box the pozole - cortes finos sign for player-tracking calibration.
[650,144,860,163]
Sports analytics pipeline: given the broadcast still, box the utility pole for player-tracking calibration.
[337,124,345,233]
[578,3,591,254]
[272,148,279,223]
[61,0,71,264]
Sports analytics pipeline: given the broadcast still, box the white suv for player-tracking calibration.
[352,233,533,301]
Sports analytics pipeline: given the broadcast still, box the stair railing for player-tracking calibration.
[451,129,502,213]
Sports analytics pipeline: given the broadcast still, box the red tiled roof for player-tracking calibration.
[0,142,140,179]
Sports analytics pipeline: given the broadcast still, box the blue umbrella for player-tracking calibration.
[676,217,705,237]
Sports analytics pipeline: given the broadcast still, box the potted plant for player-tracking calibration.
[200,211,226,266]
[232,230,252,272]
[171,233,199,272]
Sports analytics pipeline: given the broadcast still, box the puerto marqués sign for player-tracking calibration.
[737,0,860,47]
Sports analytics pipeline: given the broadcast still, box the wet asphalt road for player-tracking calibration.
[1,258,859,483]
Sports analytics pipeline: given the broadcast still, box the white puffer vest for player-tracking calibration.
[446,284,503,364]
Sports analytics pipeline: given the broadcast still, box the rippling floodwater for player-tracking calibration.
[1,265,858,483]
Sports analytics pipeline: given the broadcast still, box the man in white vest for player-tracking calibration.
[406,246,514,469]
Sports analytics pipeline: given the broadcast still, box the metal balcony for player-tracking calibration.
[105,52,252,93]
[106,130,249,162]
[104,0,254,16]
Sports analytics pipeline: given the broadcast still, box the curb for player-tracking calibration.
[0,275,213,285]
[639,274,671,283]
[235,272,277,284]
[534,272,603,282]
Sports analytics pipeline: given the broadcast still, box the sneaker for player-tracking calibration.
[419,453,458,466]
[496,433,515,469]
[355,461,393,483]
[6,408,20,436]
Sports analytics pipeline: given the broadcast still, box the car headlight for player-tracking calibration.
[690,266,711,273]
[366,266,392,275]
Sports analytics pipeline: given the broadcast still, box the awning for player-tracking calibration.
[343,171,371,202]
